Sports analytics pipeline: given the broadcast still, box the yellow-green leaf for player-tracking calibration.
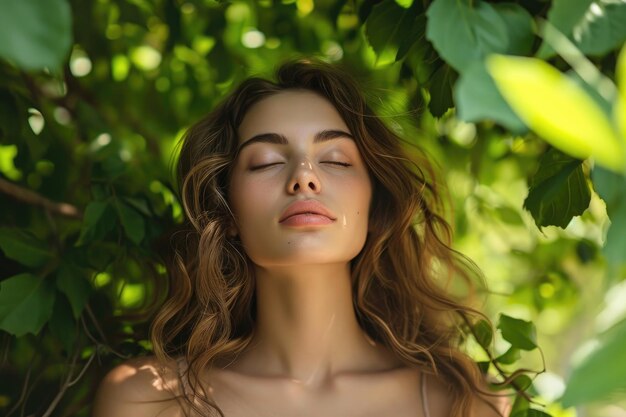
[617,44,626,142]
[487,54,626,172]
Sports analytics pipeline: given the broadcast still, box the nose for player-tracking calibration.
[286,159,321,194]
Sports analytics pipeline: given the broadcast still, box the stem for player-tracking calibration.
[0,178,82,219]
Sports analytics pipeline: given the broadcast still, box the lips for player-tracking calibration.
[279,199,336,223]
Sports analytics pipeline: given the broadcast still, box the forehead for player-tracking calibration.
[237,90,349,142]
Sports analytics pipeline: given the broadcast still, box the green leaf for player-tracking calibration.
[365,0,422,65]
[0,273,55,336]
[473,319,493,349]
[536,0,594,58]
[426,0,509,71]
[561,319,626,406]
[487,54,626,173]
[0,227,54,268]
[492,3,535,56]
[496,346,521,365]
[569,0,626,56]
[523,149,591,229]
[454,61,526,132]
[428,63,456,117]
[498,314,537,351]
[49,294,76,353]
[617,44,626,141]
[56,264,92,319]
[76,201,116,245]
[115,199,145,245]
[591,167,626,266]
[0,0,72,71]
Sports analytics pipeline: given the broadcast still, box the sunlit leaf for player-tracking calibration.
[487,54,626,172]
[498,314,537,351]
[426,0,509,71]
[0,227,54,268]
[0,0,72,71]
[561,319,626,406]
[523,149,591,228]
[496,347,521,365]
[0,273,55,336]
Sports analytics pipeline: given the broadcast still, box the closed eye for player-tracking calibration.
[322,161,352,167]
[250,162,283,171]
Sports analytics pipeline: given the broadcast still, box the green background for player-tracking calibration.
[0,0,625,416]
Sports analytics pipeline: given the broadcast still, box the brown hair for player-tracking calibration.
[151,57,493,416]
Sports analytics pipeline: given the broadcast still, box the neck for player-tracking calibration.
[231,263,399,388]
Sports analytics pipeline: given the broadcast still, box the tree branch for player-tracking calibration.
[0,178,82,219]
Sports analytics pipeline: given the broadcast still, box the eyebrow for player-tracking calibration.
[237,129,355,154]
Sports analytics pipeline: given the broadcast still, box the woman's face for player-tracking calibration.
[228,90,373,268]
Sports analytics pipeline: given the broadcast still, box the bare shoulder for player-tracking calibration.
[92,355,184,417]
[423,372,511,417]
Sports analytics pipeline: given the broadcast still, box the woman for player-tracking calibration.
[93,58,509,417]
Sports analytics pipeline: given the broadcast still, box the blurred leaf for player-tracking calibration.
[591,166,626,266]
[365,0,422,65]
[77,201,116,245]
[0,227,54,268]
[487,54,626,172]
[536,0,594,58]
[0,273,55,336]
[455,61,526,132]
[56,264,91,319]
[492,3,534,56]
[426,0,509,71]
[576,1,626,56]
[523,149,591,228]
[0,0,72,71]
[561,319,626,406]
[115,199,145,245]
[498,314,537,351]
[473,319,493,349]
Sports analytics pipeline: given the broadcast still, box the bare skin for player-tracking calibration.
[93,91,510,417]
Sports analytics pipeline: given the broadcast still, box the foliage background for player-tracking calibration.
[0,0,625,416]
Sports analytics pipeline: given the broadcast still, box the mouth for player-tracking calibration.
[279,200,336,223]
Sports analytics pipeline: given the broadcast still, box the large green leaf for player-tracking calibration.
[487,54,626,172]
[561,319,626,406]
[524,150,591,229]
[454,61,526,132]
[0,273,55,336]
[0,0,72,71]
[498,314,537,351]
[426,0,509,71]
[492,3,535,56]
[0,227,54,268]
[538,0,626,57]
[575,1,626,56]
[365,0,422,65]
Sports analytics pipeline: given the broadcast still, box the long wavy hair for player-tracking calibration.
[151,58,493,416]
